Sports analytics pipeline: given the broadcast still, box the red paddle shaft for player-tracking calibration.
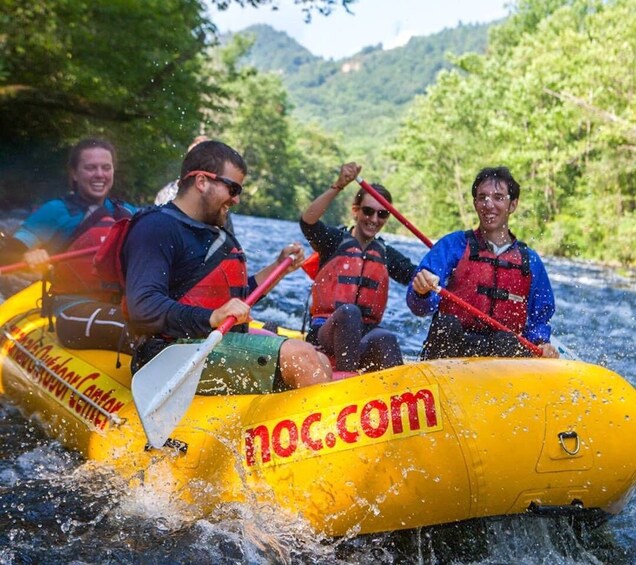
[217,255,294,334]
[356,177,434,248]
[356,177,543,357]
[437,288,543,356]
[0,245,101,275]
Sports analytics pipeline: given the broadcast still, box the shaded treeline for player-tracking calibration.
[1,0,634,265]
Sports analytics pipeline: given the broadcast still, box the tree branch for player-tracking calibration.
[543,87,636,142]
[0,85,150,121]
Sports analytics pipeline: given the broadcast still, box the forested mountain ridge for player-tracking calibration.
[233,24,321,74]
[0,1,346,218]
[385,0,636,266]
[231,1,636,267]
[235,23,490,155]
[1,1,633,266]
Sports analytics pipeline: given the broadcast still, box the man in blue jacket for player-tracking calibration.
[407,166,559,359]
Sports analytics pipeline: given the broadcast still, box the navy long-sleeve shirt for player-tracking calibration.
[122,204,255,339]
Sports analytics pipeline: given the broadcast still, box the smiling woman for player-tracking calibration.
[300,161,418,372]
[0,139,135,268]
[0,138,137,354]
[68,140,116,205]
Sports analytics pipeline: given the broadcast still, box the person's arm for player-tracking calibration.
[406,232,466,316]
[301,162,361,225]
[524,250,558,357]
[123,217,213,339]
[1,200,78,269]
[10,200,74,252]
[386,245,418,285]
[299,218,345,263]
[252,242,305,287]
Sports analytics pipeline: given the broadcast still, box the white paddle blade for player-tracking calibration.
[551,336,580,361]
[132,331,224,448]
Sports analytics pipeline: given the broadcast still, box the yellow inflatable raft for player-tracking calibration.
[1,283,635,536]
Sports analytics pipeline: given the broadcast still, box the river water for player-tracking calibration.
[1,213,635,564]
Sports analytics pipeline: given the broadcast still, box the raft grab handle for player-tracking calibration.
[558,430,580,455]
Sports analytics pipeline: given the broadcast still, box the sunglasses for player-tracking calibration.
[360,206,390,220]
[474,193,509,205]
[183,170,243,198]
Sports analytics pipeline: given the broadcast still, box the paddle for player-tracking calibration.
[132,255,295,449]
[550,336,580,361]
[356,176,543,357]
[356,177,434,248]
[434,287,543,356]
[0,245,101,275]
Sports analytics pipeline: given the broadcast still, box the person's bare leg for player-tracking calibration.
[279,340,332,388]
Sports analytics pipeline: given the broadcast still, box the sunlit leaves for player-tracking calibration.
[387,0,635,265]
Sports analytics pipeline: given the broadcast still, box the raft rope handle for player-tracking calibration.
[1,329,125,427]
[558,430,580,456]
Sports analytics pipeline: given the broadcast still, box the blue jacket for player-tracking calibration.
[406,230,556,344]
[12,194,136,253]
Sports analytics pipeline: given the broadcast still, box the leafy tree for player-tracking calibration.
[0,0,356,207]
[386,0,635,266]
[201,36,345,221]
[0,0,214,205]
[236,22,491,168]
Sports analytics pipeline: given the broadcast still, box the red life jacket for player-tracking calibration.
[440,230,531,333]
[51,201,132,301]
[311,231,389,325]
[93,207,247,316]
[177,229,248,310]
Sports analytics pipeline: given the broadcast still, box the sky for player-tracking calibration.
[208,0,511,60]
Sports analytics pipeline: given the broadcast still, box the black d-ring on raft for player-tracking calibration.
[558,430,580,455]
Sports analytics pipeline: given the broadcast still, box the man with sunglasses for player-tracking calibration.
[300,162,417,373]
[121,140,332,393]
[407,166,559,359]
[154,135,235,234]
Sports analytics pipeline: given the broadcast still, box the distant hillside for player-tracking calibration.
[236,23,492,159]
[236,24,321,73]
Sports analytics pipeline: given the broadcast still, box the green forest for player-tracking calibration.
[237,21,490,159]
[385,0,636,267]
[1,0,634,266]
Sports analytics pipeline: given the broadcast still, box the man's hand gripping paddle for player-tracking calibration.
[132,255,295,448]
[356,177,544,357]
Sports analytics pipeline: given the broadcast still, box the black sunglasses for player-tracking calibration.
[360,206,390,220]
[183,170,243,197]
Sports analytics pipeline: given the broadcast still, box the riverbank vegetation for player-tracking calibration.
[0,0,634,265]
[0,0,349,221]
[385,0,635,266]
